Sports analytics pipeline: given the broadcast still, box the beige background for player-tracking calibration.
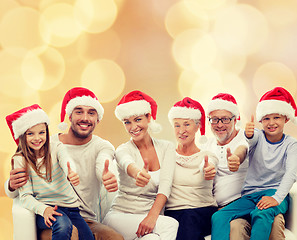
[1,0,297,239]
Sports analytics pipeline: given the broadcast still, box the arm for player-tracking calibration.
[226,145,248,172]
[136,194,167,237]
[13,156,49,216]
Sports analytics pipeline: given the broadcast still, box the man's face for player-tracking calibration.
[70,105,99,139]
[208,109,236,145]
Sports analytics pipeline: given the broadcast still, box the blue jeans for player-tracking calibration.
[36,206,94,240]
[211,189,289,240]
[165,206,217,240]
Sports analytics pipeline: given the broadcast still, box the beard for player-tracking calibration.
[71,124,94,139]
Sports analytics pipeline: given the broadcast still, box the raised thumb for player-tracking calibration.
[103,160,109,175]
[227,148,232,158]
[204,155,209,168]
[67,162,71,173]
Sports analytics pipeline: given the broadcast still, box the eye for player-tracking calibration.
[274,116,280,119]
[26,132,33,136]
[124,121,130,125]
[263,117,269,121]
[135,118,142,122]
[174,124,180,128]
[40,131,46,134]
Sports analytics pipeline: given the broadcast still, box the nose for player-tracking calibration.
[81,112,89,121]
[179,126,186,134]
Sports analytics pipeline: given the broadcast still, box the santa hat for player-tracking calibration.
[168,97,207,143]
[256,87,297,124]
[59,87,104,130]
[6,104,50,145]
[115,90,162,133]
[207,93,240,122]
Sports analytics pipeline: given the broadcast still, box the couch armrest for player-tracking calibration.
[285,182,297,236]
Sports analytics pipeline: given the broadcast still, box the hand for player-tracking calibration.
[9,161,29,191]
[67,162,80,186]
[135,159,151,187]
[203,155,216,180]
[245,115,255,138]
[136,214,157,238]
[43,205,63,228]
[102,160,118,192]
[257,196,279,210]
[227,148,240,172]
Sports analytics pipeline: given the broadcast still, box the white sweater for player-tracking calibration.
[13,140,80,216]
[166,150,218,211]
[111,138,176,214]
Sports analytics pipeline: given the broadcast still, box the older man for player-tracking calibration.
[5,87,123,240]
[202,93,285,240]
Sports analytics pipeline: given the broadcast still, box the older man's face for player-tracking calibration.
[208,109,236,145]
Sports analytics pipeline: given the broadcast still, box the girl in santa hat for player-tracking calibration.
[164,97,218,240]
[103,90,179,239]
[6,104,94,240]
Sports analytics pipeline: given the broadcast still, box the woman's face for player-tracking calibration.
[25,123,47,157]
[173,118,199,146]
[123,114,151,141]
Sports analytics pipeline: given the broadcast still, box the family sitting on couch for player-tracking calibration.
[5,87,297,240]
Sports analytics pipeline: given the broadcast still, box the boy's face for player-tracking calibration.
[260,113,288,142]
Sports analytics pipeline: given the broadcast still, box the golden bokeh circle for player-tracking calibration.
[165,1,210,39]
[21,47,65,91]
[213,4,269,55]
[39,3,82,47]
[81,59,126,103]
[0,7,45,50]
[74,0,118,34]
[252,62,297,99]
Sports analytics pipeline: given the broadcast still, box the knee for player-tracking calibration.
[230,218,251,236]
[250,208,274,223]
[52,215,73,237]
[211,211,222,225]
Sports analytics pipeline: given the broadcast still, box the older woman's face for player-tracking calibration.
[123,114,151,141]
[173,118,199,146]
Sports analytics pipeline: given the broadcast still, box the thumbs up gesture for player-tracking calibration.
[227,148,240,172]
[102,160,118,192]
[67,162,80,186]
[203,155,216,180]
[245,115,255,138]
[135,159,151,187]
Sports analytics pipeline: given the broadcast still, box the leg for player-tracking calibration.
[38,226,78,240]
[64,207,94,240]
[36,208,73,240]
[211,196,256,240]
[86,218,124,240]
[230,218,251,240]
[165,207,216,240]
[269,214,285,240]
[250,195,289,240]
[153,215,179,240]
[12,198,37,240]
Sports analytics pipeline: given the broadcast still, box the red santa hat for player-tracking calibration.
[59,87,104,130]
[168,97,207,143]
[6,104,50,145]
[207,93,240,122]
[115,90,162,133]
[256,87,297,124]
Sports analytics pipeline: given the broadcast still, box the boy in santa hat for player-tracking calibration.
[211,87,297,240]
[5,87,124,240]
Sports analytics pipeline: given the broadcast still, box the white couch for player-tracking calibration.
[10,182,297,240]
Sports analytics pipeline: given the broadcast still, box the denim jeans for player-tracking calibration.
[36,206,94,240]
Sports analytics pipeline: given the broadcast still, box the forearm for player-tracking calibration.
[127,163,141,179]
[147,194,167,218]
[4,179,19,199]
[234,145,248,164]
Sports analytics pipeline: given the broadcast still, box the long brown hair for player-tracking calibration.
[12,124,52,182]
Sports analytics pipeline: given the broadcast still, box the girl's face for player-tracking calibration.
[26,123,47,156]
[123,114,151,141]
[173,118,199,146]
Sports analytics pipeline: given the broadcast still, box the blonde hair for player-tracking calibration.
[12,124,52,182]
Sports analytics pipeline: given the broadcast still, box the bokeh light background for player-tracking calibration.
[1,0,297,238]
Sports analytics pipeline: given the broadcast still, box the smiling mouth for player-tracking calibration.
[78,123,92,129]
[130,129,141,135]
